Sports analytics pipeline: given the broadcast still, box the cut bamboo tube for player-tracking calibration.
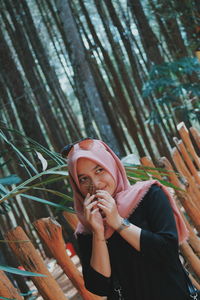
[62,211,79,231]
[34,218,102,300]
[157,157,200,255]
[173,138,200,184]
[180,241,200,280]
[190,127,200,150]
[140,156,162,179]
[0,270,24,300]
[172,148,200,212]
[5,226,68,300]
[141,157,200,286]
[177,122,200,169]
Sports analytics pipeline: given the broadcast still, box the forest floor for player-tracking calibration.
[27,255,82,300]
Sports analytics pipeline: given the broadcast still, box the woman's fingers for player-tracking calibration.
[97,198,111,207]
[97,202,110,214]
[83,194,96,207]
[84,200,97,217]
[91,207,99,215]
[95,190,114,202]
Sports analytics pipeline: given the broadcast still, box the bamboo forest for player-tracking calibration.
[0,0,200,299]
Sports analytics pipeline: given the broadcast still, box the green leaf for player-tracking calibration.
[0,131,38,175]
[0,184,9,195]
[20,290,37,296]
[45,171,69,176]
[0,164,68,203]
[31,187,73,202]
[20,194,74,212]
[0,265,46,277]
[0,202,11,215]
[29,175,67,186]
[0,175,22,186]
[0,126,64,165]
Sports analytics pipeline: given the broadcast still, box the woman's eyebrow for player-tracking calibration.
[93,165,101,170]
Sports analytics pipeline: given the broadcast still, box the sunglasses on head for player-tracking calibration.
[61,137,94,158]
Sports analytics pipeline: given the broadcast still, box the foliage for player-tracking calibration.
[143,57,200,124]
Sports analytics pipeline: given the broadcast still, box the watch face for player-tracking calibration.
[122,218,131,226]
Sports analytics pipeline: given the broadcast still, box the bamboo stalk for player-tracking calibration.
[180,241,200,281]
[0,270,24,300]
[141,156,200,286]
[5,226,68,300]
[34,217,102,300]
[172,148,200,212]
[177,122,200,169]
[150,157,200,255]
[160,155,200,233]
[140,156,162,179]
[190,127,200,150]
[173,138,200,184]
[62,211,79,231]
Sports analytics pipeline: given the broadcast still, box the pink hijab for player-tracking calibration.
[67,139,188,243]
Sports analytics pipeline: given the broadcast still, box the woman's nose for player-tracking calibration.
[92,178,103,190]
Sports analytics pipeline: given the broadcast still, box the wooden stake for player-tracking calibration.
[159,157,200,254]
[173,138,200,184]
[177,122,200,169]
[180,241,200,280]
[0,270,24,300]
[140,156,162,179]
[62,211,79,231]
[172,148,200,212]
[142,157,199,248]
[5,226,68,300]
[190,127,200,150]
[34,218,102,300]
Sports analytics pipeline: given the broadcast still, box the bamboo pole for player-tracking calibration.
[160,155,200,233]
[173,138,200,184]
[143,156,200,256]
[180,241,200,280]
[141,156,200,286]
[172,148,200,212]
[62,211,79,231]
[34,217,102,300]
[4,226,68,300]
[190,127,200,150]
[0,270,24,300]
[140,156,162,179]
[177,122,200,169]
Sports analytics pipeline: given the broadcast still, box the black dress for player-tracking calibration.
[77,185,190,300]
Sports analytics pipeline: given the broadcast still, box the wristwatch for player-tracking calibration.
[117,218,131,233]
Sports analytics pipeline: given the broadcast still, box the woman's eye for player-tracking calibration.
[79,177,88,184]
[96,168,103,174]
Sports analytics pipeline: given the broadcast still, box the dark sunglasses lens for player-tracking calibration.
[61,144,73,158]
[61,137,93,158]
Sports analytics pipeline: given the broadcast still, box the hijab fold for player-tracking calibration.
[68,139,188,244]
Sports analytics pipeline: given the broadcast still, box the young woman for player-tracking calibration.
[62,138,192,300]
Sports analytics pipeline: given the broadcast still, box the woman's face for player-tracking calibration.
[77,158,116,197]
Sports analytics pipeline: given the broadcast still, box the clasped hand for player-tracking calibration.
[83,190,121,234]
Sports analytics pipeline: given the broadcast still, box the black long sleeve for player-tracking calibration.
[77,234,111,296]
[140,185,179,264]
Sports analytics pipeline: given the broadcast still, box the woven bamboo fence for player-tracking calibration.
[0,122,200,299]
